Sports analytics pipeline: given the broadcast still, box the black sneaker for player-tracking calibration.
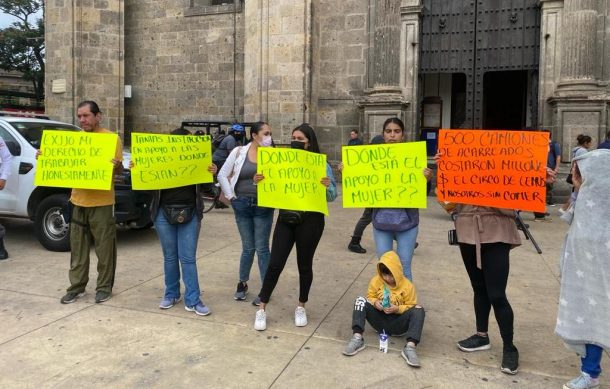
[347,237,366,254]
[95,291,111,303]
[234,282,248,300]
[457,334,491,352]
[501,345,519,375]
[60,291,85,304]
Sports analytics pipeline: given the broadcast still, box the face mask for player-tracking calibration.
[290,140,306,150]
[259,135,273,147]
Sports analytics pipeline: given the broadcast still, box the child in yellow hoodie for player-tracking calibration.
[342,251,425,367]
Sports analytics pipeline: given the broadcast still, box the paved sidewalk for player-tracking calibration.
[0,196,607,388]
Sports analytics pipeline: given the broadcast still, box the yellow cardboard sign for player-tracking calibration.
[35,130,117,190]
[131,133,213,190]
[257,148,329,215]
[342,142,428,208]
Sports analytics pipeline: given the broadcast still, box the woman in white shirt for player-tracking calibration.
[217,122,275,306]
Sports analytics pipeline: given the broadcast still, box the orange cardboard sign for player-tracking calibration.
[436,129,549,212]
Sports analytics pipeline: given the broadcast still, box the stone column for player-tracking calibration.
[368,0,401,89]
[557,0,599,88]
[243,0,313,142]
[45,0,125,135]
[399,0,422,140]
[358,0,420,141]
[537,0,564,129]
[548,0,609,161]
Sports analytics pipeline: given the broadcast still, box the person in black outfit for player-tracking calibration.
[253,123,337,331]
[347,129,363,146]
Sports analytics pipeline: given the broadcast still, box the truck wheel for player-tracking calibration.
[34,193,71,252]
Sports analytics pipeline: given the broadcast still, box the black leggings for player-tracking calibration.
[258,212,325,304]
[459,242,514,346]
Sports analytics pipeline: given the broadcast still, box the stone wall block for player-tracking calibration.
[324,16,345,31]
[348,61,365,75]
[345,14,366,30]
[282,16,306,34]
[100,10,119,25]
[94,0,108,9]
[343,45,364,61]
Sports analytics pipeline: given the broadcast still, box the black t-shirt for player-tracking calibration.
[160,185,197,206]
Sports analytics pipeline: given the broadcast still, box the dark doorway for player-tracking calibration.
[450,73,466,128]
[419,0,540,128]
[482,71,527,129]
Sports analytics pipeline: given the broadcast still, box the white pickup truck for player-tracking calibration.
[0,116,152,251]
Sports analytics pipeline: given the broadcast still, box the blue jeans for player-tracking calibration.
[154,210,201,307]
[231,196,274,283]
[582,344,603,378]
[373,226,419,281]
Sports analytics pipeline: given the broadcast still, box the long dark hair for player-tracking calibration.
[576,134,592,146]
[293,123,321,153]
[382,117,405,132]
[249,121,270,141]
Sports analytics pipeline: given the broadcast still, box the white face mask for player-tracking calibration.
[259,135,273,147]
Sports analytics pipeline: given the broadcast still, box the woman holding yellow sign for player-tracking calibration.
[131,128,217,317]
[254,123,337,331]
[371,118,432,282]
[218,122,275,306]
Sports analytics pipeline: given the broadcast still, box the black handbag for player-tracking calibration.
[278,209,304,224]
[566,173,573,185]
[162,204,195,225]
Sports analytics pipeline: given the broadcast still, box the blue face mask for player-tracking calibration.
[290,140,306,150]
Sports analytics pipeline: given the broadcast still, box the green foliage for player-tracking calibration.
[0,0,45,100]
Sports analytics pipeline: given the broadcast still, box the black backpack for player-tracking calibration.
[212,134,226,152]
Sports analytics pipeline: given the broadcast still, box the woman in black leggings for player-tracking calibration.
[453,205,522,375]
[253,123,337,331]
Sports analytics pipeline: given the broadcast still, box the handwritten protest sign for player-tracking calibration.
[131,133,213,190]
[436,129,549,212]
[342,142,428,208]
[35,130,117,190]
[257,148,328,215]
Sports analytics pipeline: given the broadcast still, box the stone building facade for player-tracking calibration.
[45,0,610,164]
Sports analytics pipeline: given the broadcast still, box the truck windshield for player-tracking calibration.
[8,122,80,149]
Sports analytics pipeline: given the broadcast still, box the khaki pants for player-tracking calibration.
[67,205,117,294]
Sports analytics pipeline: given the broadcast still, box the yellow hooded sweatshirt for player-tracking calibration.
[367,251,417,314]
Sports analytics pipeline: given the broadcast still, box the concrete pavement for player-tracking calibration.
[0,194,607,388]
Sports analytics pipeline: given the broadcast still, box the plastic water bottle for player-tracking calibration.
[379,330,388,353]
[382,285,391,309]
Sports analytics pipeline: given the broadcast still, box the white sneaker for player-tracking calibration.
[254,309,266,331]
[295,306,308,327]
